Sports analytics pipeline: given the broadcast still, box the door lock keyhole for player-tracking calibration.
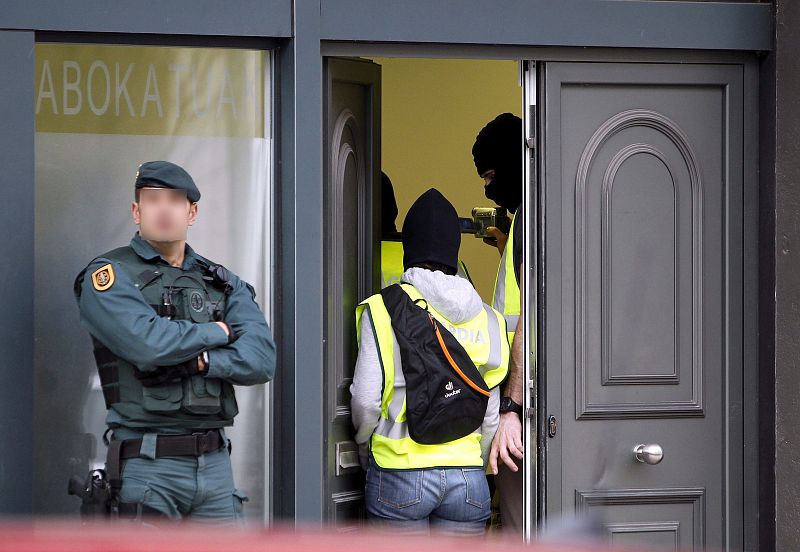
[548,415,557,437]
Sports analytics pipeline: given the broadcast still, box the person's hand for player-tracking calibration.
[215,320,238,344]
[215,321,231,337]
[483,227,509,255]
[358,445,370,471]
[135,358,203,386]
[489,411,523,475]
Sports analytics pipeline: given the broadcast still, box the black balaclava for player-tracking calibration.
[381,172,400,238]
[471,113,523,213]
[402,188,460,273]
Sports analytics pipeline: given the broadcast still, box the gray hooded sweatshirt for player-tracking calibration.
[350,267,501,468]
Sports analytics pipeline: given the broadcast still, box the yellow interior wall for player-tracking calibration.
[373,57,521,302]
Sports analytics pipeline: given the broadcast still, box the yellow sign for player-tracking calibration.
[35,43,268,138]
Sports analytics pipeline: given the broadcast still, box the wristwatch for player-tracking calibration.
[499,396,523,417]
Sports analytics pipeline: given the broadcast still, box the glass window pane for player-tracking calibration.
[33,43,273,522]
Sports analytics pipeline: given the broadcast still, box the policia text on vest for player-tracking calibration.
[72,161,276,523]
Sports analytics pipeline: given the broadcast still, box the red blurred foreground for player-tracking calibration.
[0,521,619,552]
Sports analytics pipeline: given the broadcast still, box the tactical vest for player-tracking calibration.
[86,246,238,429]
[492,215,521,345]
[357,283,509,469]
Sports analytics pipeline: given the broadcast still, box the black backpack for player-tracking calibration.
[380,284,490,445]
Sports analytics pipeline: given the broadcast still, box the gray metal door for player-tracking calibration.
[532,61,745,550]
[322,57,381,528]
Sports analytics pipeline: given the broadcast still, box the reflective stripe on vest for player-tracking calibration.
[381,240,473,288]
[356,283,509,469]
[381,241,405,288]
[492,215,521,344]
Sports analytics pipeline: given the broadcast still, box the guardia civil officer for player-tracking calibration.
[74,161,276,524]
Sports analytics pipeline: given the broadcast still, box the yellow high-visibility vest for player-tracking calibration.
[356,283,509,470]
[381,240,473,289]
[492,216,520,344]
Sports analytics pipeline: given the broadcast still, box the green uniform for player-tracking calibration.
[74,232,275,523]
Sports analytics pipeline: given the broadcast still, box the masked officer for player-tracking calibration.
[472,114,526,536]
[472,113,523,345]
[74,161,276,524]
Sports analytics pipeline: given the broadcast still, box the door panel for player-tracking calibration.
[535,62,744,549]
[323,57,381,528]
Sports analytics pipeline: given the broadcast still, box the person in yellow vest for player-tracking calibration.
[472,113,523,344]
[472,113,526,536]
[380,172,473,288]
[351,188,509,536]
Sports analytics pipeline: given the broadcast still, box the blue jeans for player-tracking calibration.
[365,459,491,536]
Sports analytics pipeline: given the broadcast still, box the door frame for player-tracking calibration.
[320,43,760,549]
[322,56,382,522]
[21,31,281,524]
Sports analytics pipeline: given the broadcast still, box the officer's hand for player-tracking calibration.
[215,321,231,337]
[215,320,238,345]
[135,359,202,386]
[489,411,524,475]
[483,227,508,255]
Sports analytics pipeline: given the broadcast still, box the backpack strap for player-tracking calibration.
[380,284,489,397]
[427,311,490,398]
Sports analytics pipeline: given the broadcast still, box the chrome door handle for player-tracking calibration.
[633,443,664,465]
[335,441,361,476]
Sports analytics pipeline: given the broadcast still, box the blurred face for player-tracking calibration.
[481,169,496,186]
[132,187,198,242]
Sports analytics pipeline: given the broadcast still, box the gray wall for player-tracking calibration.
[759,21,777,552]
[319,0,770,49]
[0,0,777,528]
[0,30,34,517]
[773,0,800,548]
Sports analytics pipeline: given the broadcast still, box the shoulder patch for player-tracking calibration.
[91,263,116,292]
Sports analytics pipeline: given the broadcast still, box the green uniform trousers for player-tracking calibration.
[111,428,247,526]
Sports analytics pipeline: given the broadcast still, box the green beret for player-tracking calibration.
[135,161,201,202]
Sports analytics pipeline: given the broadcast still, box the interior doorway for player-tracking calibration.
[374,57,522,302]
[322,55,522,532]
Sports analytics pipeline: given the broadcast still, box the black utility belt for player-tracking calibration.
[116,429,224,459]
